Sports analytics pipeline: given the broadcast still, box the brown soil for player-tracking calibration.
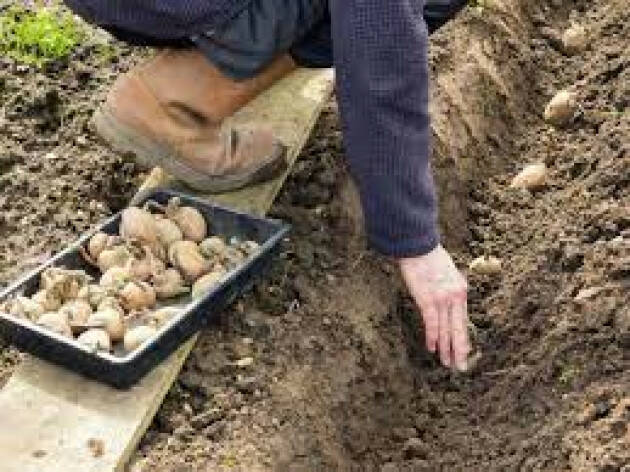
[1,0,629,471]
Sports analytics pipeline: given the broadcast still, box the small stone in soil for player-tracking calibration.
[402,438,429,459]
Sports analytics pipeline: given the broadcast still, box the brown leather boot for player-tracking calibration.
[93,49,296,193]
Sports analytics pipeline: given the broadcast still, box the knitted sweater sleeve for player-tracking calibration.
[330,0,440,257]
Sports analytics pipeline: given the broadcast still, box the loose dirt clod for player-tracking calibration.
[510,162,547,189]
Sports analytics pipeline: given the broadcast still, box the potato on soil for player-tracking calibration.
[165,198,207,242]
[544,90,578,126]
[77,329,111,352]
[87,308,125,342]
[510,162,547,189]
[119,281,156,311]
[562,24,588,55]
[153,268,189,299]
[192,269,227,299]
[124,325,157,352]
[37,312,72,337]
[469,256,502,275]
[168,240,210,283]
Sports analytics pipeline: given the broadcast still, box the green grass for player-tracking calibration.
[0,1,82,65]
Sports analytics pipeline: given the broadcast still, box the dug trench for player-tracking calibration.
[0,0,628,470]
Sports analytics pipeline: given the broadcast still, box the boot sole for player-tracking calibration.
[93,105,288,194]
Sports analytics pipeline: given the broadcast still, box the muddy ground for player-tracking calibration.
[1,0,629,471]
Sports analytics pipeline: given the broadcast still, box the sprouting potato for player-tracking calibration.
[87,232,120,260]
[37,312,72,337]
[239,240,260,256]
[32,289,63,312]
[120,207,159,246]
[123,325,157,353]
[77,329,111,352]
[59,299,93,332]
[119,281,156,311]
[165,197,207,242]
[87,308,125,342]
[3,296,44,321]
[97,296,124,314]
[97,245,134,273]
[199,236,228,259]
[152,268,189,299]
[40,267,91,302]
[100,266,133,291]
[154,215,183,248]
[145,307,180,328]
[77,284,109,309]
[192,269,227,299]
[168,240,210,283]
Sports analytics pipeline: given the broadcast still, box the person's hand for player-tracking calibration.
[398,244,470,371]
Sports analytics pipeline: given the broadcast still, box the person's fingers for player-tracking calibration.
[450,294,470,371]
[420,302,439,353]
[437,298,452,367]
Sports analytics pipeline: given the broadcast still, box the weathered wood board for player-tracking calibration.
[0,67,334,472]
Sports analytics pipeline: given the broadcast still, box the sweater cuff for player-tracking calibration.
[368,227,441,259]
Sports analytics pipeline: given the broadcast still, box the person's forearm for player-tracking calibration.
[331,0,439,257]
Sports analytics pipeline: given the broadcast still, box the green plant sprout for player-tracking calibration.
[0,1,82,65]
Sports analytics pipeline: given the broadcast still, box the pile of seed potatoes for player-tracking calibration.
[0,197,259,354]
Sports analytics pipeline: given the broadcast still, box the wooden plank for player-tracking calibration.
[0,68,334,472]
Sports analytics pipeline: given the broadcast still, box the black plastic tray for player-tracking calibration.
[0,189,289,388]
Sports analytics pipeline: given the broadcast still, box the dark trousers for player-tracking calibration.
[104,0,467,79]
